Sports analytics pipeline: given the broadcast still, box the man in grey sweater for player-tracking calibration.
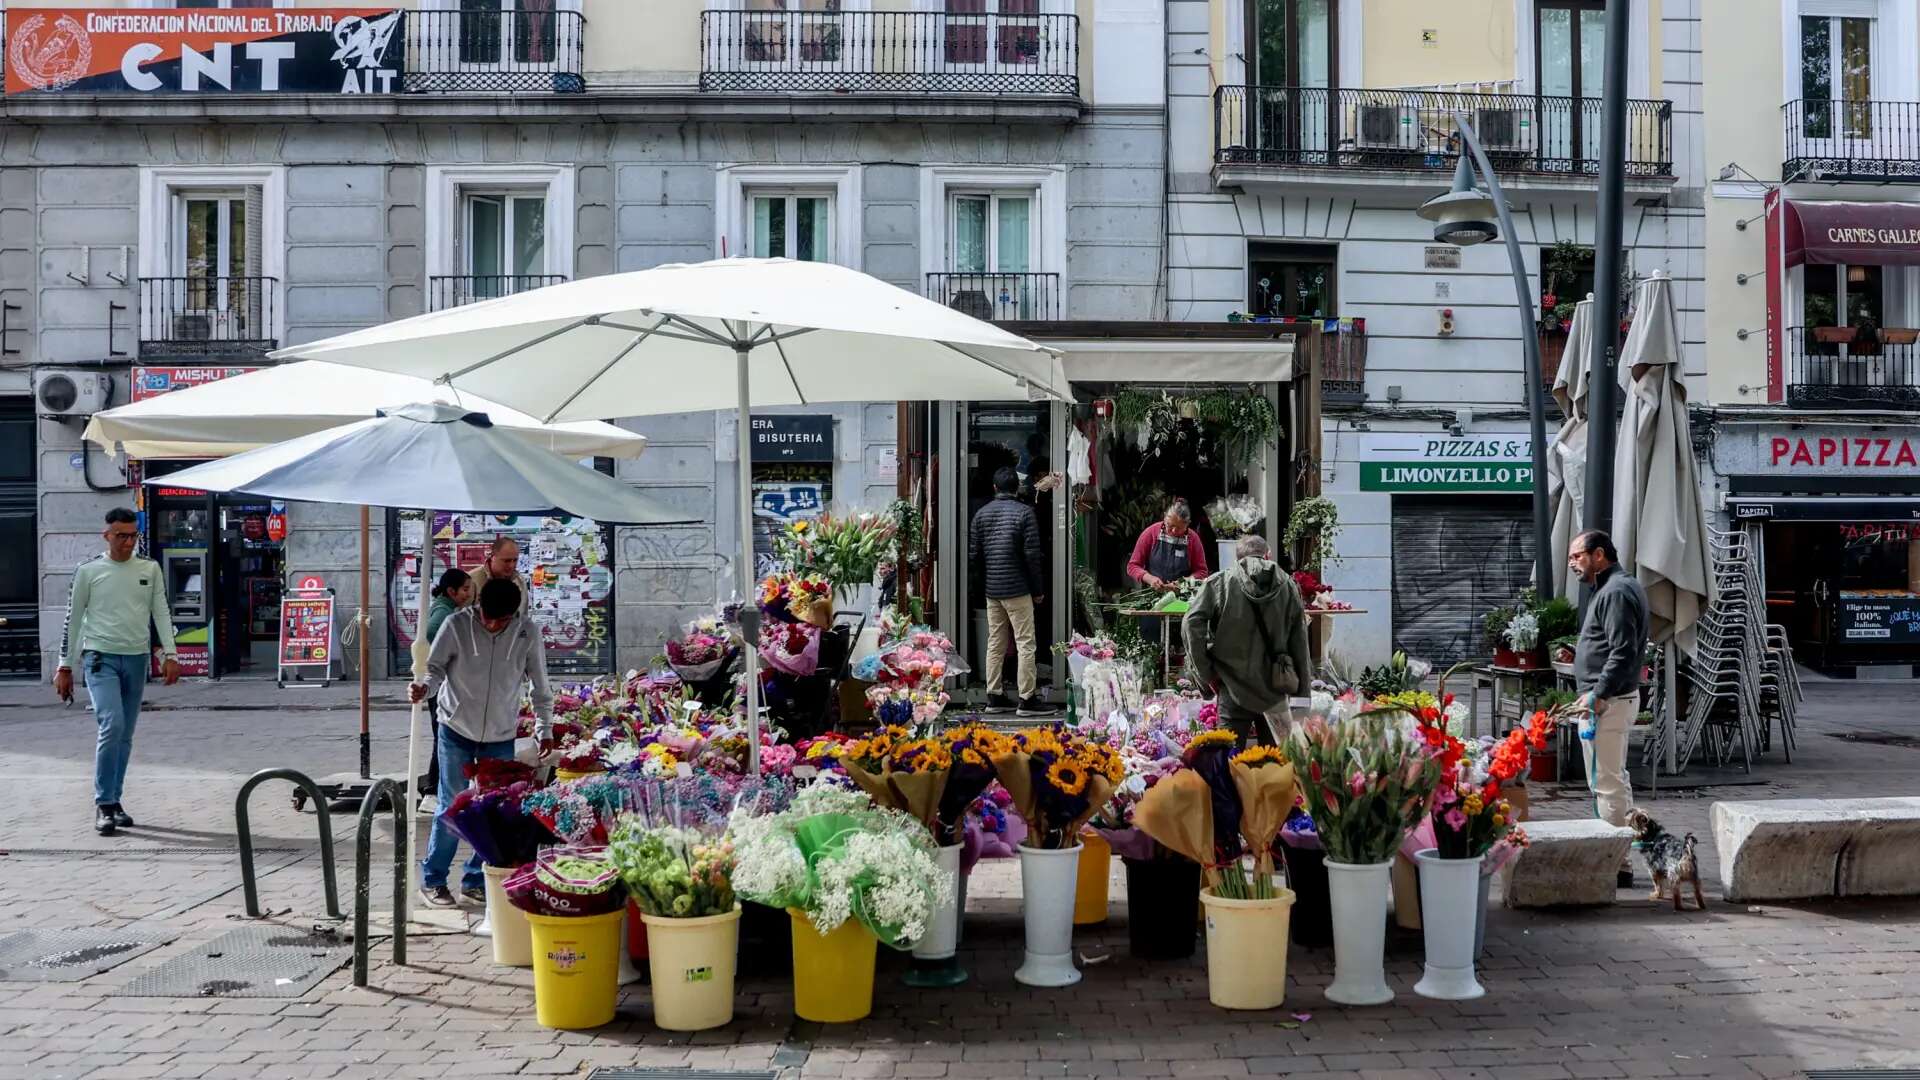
[1568,529,1650,883]
[409,577,554,906]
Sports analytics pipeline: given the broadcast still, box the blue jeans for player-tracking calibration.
[420,724,514,891]
[85,651,148,807]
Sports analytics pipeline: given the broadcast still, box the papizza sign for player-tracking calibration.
[1357,432,1534,493]
[4,8,403,95]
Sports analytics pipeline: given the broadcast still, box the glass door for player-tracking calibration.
[948,193,1036,319]
[1797,12,1876,164]
[1246,0,1336,160]
[1537,0,1605,171]
[742,0,850,76]
[464,191,548,301]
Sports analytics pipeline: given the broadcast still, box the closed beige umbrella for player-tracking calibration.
[1546,295,1594,598]
[1611,270,1713,651]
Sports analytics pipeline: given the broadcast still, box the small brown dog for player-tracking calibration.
[1626,808,1706,911]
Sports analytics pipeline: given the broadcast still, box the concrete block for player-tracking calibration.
[1712,799,1857,902]
[1499,819,1634,908]
[1839,799,1920,897]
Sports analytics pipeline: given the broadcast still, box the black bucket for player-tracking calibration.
[1281,846,1333,947]
[737,900,793,976]
[1122,856,1201,960]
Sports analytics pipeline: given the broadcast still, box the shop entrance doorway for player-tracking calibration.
[142,462,288,678]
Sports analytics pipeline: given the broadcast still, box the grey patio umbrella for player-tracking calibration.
[1545,295,1594,598]
[159,402,695,923]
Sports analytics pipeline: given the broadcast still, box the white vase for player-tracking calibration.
[481,864,531,966]
[1015,843,1082,987]
[1413,849,1486,1000]
[1324,857,1395,1006]
[906,843,968,987]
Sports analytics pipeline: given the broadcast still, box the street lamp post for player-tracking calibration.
[1418,119,1557,600]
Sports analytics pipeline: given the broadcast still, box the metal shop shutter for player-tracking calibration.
[1390,496,1536,666]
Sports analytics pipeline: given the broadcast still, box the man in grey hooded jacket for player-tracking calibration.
[409,577,555,906]
[1183,535,1313,747]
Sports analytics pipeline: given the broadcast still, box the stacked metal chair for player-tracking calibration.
[1657,528,1773,771]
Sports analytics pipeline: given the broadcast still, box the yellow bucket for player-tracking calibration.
[1200,886,1296,1010]
[788,908,877,1023]
[526,909,625,1029]
[640,907,741,1032]
[1074,831,1112,925]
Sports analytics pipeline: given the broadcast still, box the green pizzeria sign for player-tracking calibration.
[1357,433,1534,493]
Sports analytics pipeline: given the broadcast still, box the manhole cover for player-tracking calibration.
[0,929,171,983]
[1806,1072,1920,1079]
[111,926,349,999]
[1827,732,1920,750]
[588,1072,778,1080]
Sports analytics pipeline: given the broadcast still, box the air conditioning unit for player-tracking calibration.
[1475,107,1523,150]
[32,369,111,418]
[1356,103,1404,148]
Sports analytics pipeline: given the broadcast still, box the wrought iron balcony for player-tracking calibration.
[403,8,586,94]
[429,274,568,312]
[1214,86,1673,180]
[701,10,1078,96]
[1786,325,1920,410]
[1783,99,1920,181]
[138,277,276,356]
[926,272,1061,322]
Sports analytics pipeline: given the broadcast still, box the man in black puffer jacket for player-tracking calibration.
[970,467,1047,715]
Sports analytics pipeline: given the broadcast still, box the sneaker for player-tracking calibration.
[461,884,487,905]
[1016,697,1052,717]
[94,806,117,836]
[108,804,134,829]
[982,693,1015,715]
[420,885,457,908]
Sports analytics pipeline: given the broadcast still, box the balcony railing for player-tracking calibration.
[429,274,568,312]
[701,11,1078,96]
[1785,325,1920,409]
[1783,99,1920,181]
[927,272,1061,322]
[138,277,276,356]
[1215,86,1673,179]
[405,8,586,93]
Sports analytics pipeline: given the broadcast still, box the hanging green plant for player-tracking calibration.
[1105,386,1277,468]
[1283,496,1342,573]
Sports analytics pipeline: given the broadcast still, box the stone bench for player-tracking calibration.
[1499,819,1636,908]
[1712,797,1920,902]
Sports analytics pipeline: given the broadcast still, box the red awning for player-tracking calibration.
[1784,200,1920,267]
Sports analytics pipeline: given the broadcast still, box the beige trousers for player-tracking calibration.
[985,595,1038,700]
[1582,693,1637,827]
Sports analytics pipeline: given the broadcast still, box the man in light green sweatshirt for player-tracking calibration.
[54,507,179,836]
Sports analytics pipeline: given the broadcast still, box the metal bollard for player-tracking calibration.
[353,778,408,986]
[235,767,341,919]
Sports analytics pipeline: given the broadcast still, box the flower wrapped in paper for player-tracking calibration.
[989,726,1122,850]
[1130,731,1297,898]
[759,619,822,677]
[1285,707,1447,866]
[504,844,626,917]
[1425,706,1556,861]
[440,780,554,868]
[664,613,736,684]
[824,724,1002,848]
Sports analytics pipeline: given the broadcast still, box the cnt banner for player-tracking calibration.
[5,8,404,95]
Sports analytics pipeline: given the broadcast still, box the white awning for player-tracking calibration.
[1050,339,1294,385]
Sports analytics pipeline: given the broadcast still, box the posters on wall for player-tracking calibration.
[388,510,615,676]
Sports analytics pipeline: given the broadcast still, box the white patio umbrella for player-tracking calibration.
[84,360,647,459]
[270,258,1070,770]
[86,360,647,784]
[1545,295,1594,598]
[1609,270,1714,774]
[157,402,696,922]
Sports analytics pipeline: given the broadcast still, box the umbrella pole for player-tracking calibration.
[736,345,762,775]
[403,516,434,925]
[359,507,371,781]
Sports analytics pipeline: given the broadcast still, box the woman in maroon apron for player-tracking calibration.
[1125,499,1210,652]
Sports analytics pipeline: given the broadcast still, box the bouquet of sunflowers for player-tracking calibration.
[990,726,1125,850]
[814,723,1003,848]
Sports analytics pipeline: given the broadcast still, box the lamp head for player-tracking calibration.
[1417,155,1498,246]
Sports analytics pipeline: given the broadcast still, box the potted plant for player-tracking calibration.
[1412,709,1553,1000]
[1286,708,1446,1006]
[990,728,1122,987]
[1501,610,1541,670]
[1483,605,1516,665]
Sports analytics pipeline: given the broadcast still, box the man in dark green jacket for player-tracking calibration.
[1183,535,1313,747]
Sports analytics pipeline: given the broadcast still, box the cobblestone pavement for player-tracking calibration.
[2,675,1918,1080]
